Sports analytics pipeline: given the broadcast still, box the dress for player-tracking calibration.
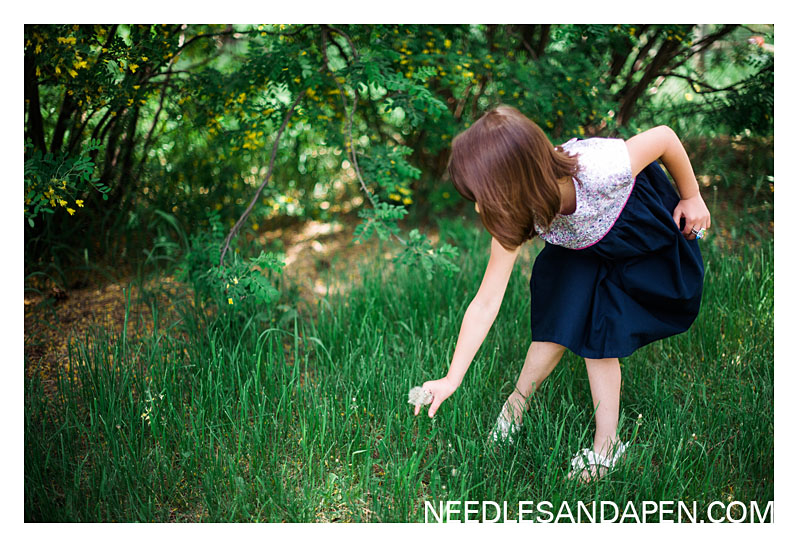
[529,137,704,359]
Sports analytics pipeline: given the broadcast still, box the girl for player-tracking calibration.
[412,105,709,482]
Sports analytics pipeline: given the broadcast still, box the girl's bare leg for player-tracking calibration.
[501,341,567,424]
[571,357,622,480]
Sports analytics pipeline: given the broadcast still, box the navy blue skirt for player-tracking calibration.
[529,161,704,359]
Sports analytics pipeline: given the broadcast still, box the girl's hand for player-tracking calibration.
[413,376,459,418]
[672,193,711,240]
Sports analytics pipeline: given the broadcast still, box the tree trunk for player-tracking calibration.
[24,48,45,152]
[50,91,77,155]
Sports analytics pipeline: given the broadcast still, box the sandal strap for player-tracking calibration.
[570,441,629,471]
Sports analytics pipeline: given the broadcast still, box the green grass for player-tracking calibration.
[24,215,773,523]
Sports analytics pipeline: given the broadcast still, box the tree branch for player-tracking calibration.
[321,28,376,209]
[218,88,307,267]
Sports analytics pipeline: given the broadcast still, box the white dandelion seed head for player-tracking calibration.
[408,386,433,406]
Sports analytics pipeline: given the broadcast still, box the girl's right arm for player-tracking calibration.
[414,236,522,418]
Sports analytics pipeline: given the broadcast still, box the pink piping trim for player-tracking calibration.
[567,173,637,251]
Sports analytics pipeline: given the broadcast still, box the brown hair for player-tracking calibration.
[447,105,581,250]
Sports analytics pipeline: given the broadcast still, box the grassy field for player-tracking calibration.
[23,211,773,523]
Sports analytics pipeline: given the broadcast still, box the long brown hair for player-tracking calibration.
[447,105,581,250]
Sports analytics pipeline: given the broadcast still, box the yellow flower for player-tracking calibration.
[68,69,78,78]
[402,197,412,205]
[35,44,42,54]
[228,297,234,305]
[233,277,239,285]
[58,199,67,207]
[129,63,139,73]
[141,56,148,61]
[67,208,76,215]
[76,200,84,207]
[388,193,401,201]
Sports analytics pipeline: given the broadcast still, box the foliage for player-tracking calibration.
[23,23,773,294]
[177,211,284,313]
[24,138,107,227]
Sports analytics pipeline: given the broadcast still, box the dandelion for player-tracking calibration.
[408,386,433,406]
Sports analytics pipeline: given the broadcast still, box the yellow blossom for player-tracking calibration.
[228,298,234,305]
[129,63,139,73]
[402,197,412,205]
[76,200,84,207]
[141,56,148,61]
[67,208,76,215]
[58,199,67,207]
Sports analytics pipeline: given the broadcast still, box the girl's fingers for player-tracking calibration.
[414,404,420,416]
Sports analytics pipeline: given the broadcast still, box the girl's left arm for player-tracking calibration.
[625,126,711,240]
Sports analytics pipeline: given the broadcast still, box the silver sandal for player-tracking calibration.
[488,400,522,444]
[569,440,629,479]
